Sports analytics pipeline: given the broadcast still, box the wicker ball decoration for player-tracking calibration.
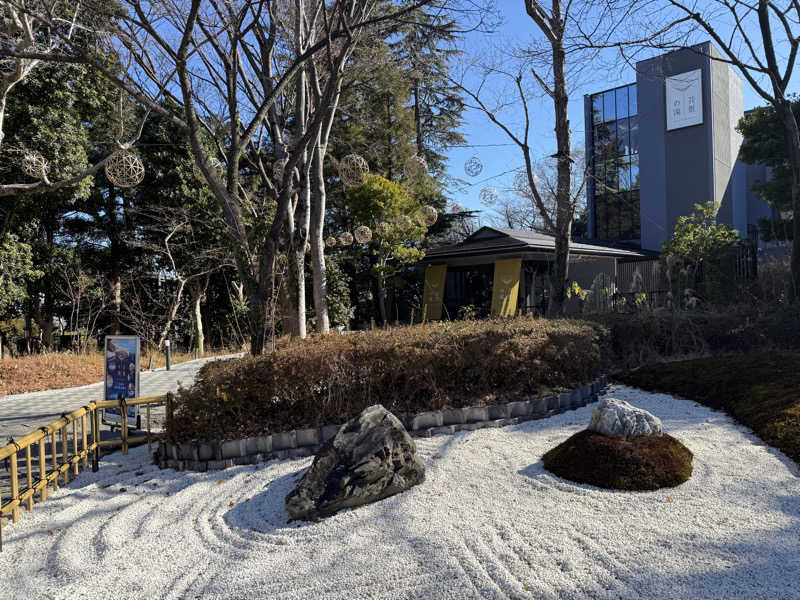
[193,157,224,184]
[105,150,145,188]
[513,170,530,194]
[479,186,499,206]
[464,155,483,177]
[420,205,438,227]
[354,225,372,244]
[20,151,50,180]
[338,231,354,246]
[325,236,338,248]
[395,214,413,230]
[450,202,465,213]
[403,155,428,182]
[339,154,369,187]
[375,221,391,237]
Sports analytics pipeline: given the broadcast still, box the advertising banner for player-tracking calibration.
[102,335,140,427]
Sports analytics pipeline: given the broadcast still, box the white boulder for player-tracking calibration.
[588,398,663,437]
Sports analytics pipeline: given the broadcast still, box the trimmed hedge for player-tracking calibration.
[593,306,800,368]
[167,318,611,443]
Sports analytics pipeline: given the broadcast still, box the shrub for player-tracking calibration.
[542,430,693,490]
[591,305,800,368]
[167,317,611,442]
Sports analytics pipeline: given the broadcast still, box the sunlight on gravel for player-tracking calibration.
[1,386,799,600]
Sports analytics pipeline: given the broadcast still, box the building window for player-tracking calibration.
[590,83,640,241]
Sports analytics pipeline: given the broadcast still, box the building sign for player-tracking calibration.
[103,335,140,427]
[666,69,702,130]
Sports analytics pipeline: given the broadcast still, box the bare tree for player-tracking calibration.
[450,36,586,314]
[484,152,586,231]
[133,204,233,351]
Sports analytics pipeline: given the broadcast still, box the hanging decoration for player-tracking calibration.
[513,170,530,195]
[375,221,391,237]
[339,154,369,187]
[420,205,438,227]
[325,236,338,248]
[20,151,50,181]
[479,186,499,206]
[193,157,224,184]
[105,150,145,188]
[395,215,414,230]
[450,202,466,213]
[338,231,354,246]
[464,155,483,177]
[354,225,372,244]
[403,155,428,183]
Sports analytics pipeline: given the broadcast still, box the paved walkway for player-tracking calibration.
[0,354,241,441]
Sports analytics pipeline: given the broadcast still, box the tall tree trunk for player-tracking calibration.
[310,138,330,333]
[377,273,388,324]
[413,79,424,157]
[112,264,122,335]
[775,98,800,300]
[190,279,207,356]
[547,15,572,317]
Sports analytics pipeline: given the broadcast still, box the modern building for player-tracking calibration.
[584,41,775,251]
[420,42,771,319]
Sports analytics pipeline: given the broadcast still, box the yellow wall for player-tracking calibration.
[423,265,447,320]
[490,258,521,317]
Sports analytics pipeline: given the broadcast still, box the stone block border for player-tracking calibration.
[156,376,609,472]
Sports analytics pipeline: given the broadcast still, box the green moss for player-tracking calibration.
[617,352,800,466]
[542,430,693,491]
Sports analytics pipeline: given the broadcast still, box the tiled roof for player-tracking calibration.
[424,227,654,260]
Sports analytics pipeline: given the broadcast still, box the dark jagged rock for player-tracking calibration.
[285,405,425,521]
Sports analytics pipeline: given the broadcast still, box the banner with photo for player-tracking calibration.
[103,335,140,426]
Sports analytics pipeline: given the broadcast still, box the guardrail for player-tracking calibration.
[0,395,170,550]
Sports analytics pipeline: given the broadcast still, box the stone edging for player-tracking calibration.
[156,375,609,472]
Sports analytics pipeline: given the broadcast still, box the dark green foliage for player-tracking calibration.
[738,102,799,213]
[617,352,800,466]
[758,217,794,242]
[660,201,745,303]
[542,430,693,491]
[167,317,610,442]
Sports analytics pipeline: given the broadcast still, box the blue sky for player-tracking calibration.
[441,0,791,221]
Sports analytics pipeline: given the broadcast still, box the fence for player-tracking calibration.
[0,395,169,550]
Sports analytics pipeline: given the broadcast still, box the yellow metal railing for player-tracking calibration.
[0,395,169,548]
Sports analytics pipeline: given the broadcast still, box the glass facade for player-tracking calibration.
[590,83,640,241]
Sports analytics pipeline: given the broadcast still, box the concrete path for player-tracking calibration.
[0,354,241,441]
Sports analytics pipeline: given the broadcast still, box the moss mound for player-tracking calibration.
[542,430,693,491]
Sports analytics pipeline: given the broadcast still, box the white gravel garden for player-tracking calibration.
[2,385,799,599]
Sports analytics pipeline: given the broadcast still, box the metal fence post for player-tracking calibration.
[165,339,171,371]
[92,408,100,472]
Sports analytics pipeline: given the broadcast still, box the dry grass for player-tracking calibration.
[0,349,234,397]
[168,317,611,443]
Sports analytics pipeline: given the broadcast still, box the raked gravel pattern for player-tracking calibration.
[1,385,799,600]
